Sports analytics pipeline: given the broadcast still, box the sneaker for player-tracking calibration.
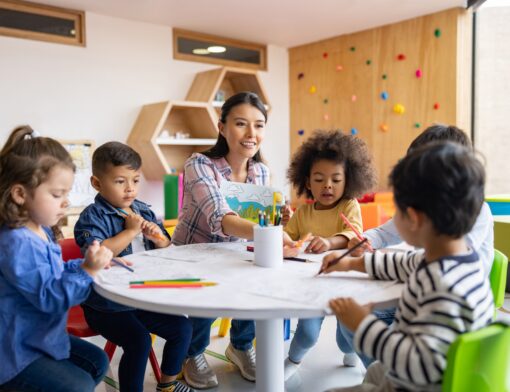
[156,380,196,392]
[284,357,301,381]
[225,343,256,382]
[183,354,218,389]
[343,353,359,367]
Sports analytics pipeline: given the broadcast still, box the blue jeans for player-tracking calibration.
[188,317,254,356]
[83,305,192,392]
[288,316,352,363]
[338,307,396,368]
[0,335,108,392]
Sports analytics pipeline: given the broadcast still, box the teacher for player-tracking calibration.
[172,92,270,389]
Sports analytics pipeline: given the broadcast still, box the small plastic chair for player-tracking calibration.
[59,238,162,382]
[442,323,510,392]
[490,249,508,314]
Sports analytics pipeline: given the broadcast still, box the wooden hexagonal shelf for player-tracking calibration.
[186,66,271,113]
[127,100,218,180]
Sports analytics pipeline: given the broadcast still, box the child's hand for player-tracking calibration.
[82,240,112,276]
[283,245,300,258]
[305,236,331,254]
[281,202,293,226]
[320,252,354,273]
[329,297,372,331]
[347,237,373,256]
[124,213,145,234]
[283,231,296,248]
[142,221,170,247]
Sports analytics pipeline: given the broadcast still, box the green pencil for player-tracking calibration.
[129,279,202,284]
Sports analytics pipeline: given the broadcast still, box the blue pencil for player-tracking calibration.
[117,208,129,216]
[111,258,134,272]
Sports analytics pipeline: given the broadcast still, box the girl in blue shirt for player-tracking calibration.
[0,126,113,392]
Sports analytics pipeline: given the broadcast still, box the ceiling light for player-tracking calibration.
[207,45,226,53]
[192,48,210,55]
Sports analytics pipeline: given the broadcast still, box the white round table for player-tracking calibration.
[94,242,402,392]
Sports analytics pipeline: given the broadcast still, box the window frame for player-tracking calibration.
[173,28,267,71]
[0,0,85,47]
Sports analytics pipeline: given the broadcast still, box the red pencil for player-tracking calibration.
[130,284,205,289]
[340,212,374,252]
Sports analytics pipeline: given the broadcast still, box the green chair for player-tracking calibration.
[442,323,510,392]
[491,249,508,317]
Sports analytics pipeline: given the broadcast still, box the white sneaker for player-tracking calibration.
[284,357,301,381]
[225,343,256,381]
[183,353,218,389]
[343,353,359,367]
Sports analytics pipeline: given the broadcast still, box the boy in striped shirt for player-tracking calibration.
[322,141,494,391]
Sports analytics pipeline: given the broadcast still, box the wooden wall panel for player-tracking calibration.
[289,8,472,199]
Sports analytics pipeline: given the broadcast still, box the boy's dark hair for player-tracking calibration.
[202,91,267,163]
[287,130,377,199]
[92,142,142,176]
[390,141,485,238]
[0,125,75,228]
[407,124,471,154]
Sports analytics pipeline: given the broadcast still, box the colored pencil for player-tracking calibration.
[129,279,202,284]
[284,256,311,262]
[316,238,368,276]
[131,282,217,287]
[117,208,167,242]
[130,282,217,289]
[340,213,374,252]
[111,258,134,272]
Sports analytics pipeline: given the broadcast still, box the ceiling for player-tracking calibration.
[35,0,466,47]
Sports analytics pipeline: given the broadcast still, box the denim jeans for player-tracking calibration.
[338,307,396,368]
[188,317,255,357]
[288,316,353,363]
[84,306,192,392]
[0,335,108,392]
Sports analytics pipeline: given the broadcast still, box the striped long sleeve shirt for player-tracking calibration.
[354,250,494,391]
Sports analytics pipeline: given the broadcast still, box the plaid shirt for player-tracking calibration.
[172,153,270,245]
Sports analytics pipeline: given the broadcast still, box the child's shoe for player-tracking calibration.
[284,357,301,381]
[343,353,359,367]
[156,380,196,392]
[225,343,256,381]
[183,353,218,389]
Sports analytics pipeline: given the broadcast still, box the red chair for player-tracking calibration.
[60,238,162,382]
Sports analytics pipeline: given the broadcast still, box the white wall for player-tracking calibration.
[0,12,289,217]
[475,6,510,194]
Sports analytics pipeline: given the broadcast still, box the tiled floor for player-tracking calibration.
[93,294,510,391]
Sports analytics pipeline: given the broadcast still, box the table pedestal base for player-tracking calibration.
[256,318,284,392]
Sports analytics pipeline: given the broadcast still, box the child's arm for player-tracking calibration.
[320,249,423,282]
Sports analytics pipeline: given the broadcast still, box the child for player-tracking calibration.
[342,125,494,368]
[74,142,194,392]
[283,130,377,379]
[0,126,112,392]
[323,141,494,391]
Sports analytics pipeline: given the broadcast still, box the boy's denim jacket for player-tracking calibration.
[74,193,170,312]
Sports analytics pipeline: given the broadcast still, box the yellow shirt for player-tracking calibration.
[284,198,362,241]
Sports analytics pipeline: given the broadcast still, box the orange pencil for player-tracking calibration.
[340,212,374,252]
[117,208,167,242]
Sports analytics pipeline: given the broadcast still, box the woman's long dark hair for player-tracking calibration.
[202,91,267,162]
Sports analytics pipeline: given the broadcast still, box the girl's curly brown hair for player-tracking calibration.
[288,130,377,199]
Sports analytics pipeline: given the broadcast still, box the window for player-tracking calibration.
[0,0,85,46]
[173,28,267,70]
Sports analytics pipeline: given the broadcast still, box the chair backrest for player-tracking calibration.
[59,238,83,262]
[490,249,509,309]
[442,323,510,392]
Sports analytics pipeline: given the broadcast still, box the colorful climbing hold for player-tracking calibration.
[380,124,389,132]
[350,46,356,52]
[414,123,421,128]
[393,103,405,114]
[323,98,329,104]
[434,28,441,38]
[380,91,389,100]
[350,128,358,135]
[323,113,330,121]
[382,74,387,80]
[297,72,304,80]
[366,59,372,65]
[397,53,406,61]
[433,102,440,110]
[415,69,422,78]
[351,95,357,102]
[309,85,317,94]
[298,129,305,136]
[323,52,328,59]
[336,65,343,71]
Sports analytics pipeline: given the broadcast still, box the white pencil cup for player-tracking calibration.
[253,225,283,268]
